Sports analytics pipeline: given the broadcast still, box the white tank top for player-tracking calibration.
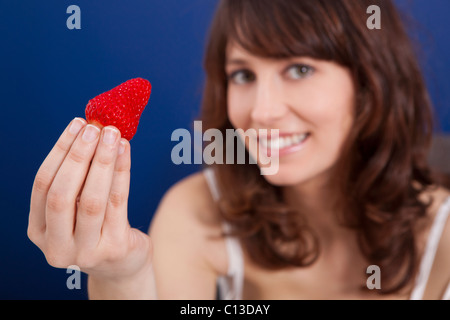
[203,167,450,300]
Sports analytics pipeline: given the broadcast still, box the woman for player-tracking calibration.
[28,0,450,299]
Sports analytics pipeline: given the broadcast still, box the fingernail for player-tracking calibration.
[82,125,100,143]
[69,118,85,135]
[103,127,119,145]
[118,140,126,155]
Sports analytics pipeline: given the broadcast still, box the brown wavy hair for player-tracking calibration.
[197,0,449,295]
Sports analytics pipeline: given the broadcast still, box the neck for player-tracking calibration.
[282,174,353,248]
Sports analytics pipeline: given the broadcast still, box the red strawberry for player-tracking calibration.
[85,78,151,141]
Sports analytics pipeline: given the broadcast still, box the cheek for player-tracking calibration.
[314,102,354,170]
[311,100,353,146]
[314,113,353,167]
[284,73,355,171]
[227,89,249,129]
[320,91,354,147]
[293,74,354,143]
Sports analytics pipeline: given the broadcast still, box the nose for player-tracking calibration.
[250,76,287,126]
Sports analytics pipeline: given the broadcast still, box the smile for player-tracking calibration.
[258,132,310,156]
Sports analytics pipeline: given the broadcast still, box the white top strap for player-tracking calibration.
[203,167,221,201]
[442,283,450,300]
[203,168,245,300]
[410,196,450,300]
[220,221,244,300]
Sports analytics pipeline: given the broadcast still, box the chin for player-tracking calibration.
[259,160,334,190]
[260,166,312,187]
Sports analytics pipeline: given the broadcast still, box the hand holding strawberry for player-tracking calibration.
[28,78,155,299]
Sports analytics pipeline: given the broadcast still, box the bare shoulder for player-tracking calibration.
[418,185,450,299]
[150,170,223,228]
[148,170,228,299]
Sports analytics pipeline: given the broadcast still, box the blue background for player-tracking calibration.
[0,0,448,299]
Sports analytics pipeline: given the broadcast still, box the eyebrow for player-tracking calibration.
[225,58,248,66]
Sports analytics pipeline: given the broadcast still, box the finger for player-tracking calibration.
[29,118,87,242]
[74,126,121,248]
[45,124,101,243]
[101,138,131,239]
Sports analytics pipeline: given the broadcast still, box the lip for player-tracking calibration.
[258,133,310,157]
[257,131,309,140]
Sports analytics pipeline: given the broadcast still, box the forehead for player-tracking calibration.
[226,41,251,59]
[225,40,322,68]
[225,41,278,66]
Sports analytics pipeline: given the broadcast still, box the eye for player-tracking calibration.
[285,64,314,80]
[228,70,256,85]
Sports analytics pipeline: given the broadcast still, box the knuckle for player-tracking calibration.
[104,243,128,263]
[46,189,70,212]
[34,169,53,194]
[45,256,62,268]
[44,241,76,269]
[116,162,131,174]
[74,252,99,270]
[27,225,43,246]
[55,139,71,154]
[45,250,71,269]
[108,190,126,208]
[67,148,86,164]
[95,151,115,168]
[79,196,104,216]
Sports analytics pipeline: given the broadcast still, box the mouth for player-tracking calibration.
[258,132,311,157]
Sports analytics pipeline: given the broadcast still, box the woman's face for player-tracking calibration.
[226,43,355,187]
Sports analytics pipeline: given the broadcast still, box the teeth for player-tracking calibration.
[260,133,309,150]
